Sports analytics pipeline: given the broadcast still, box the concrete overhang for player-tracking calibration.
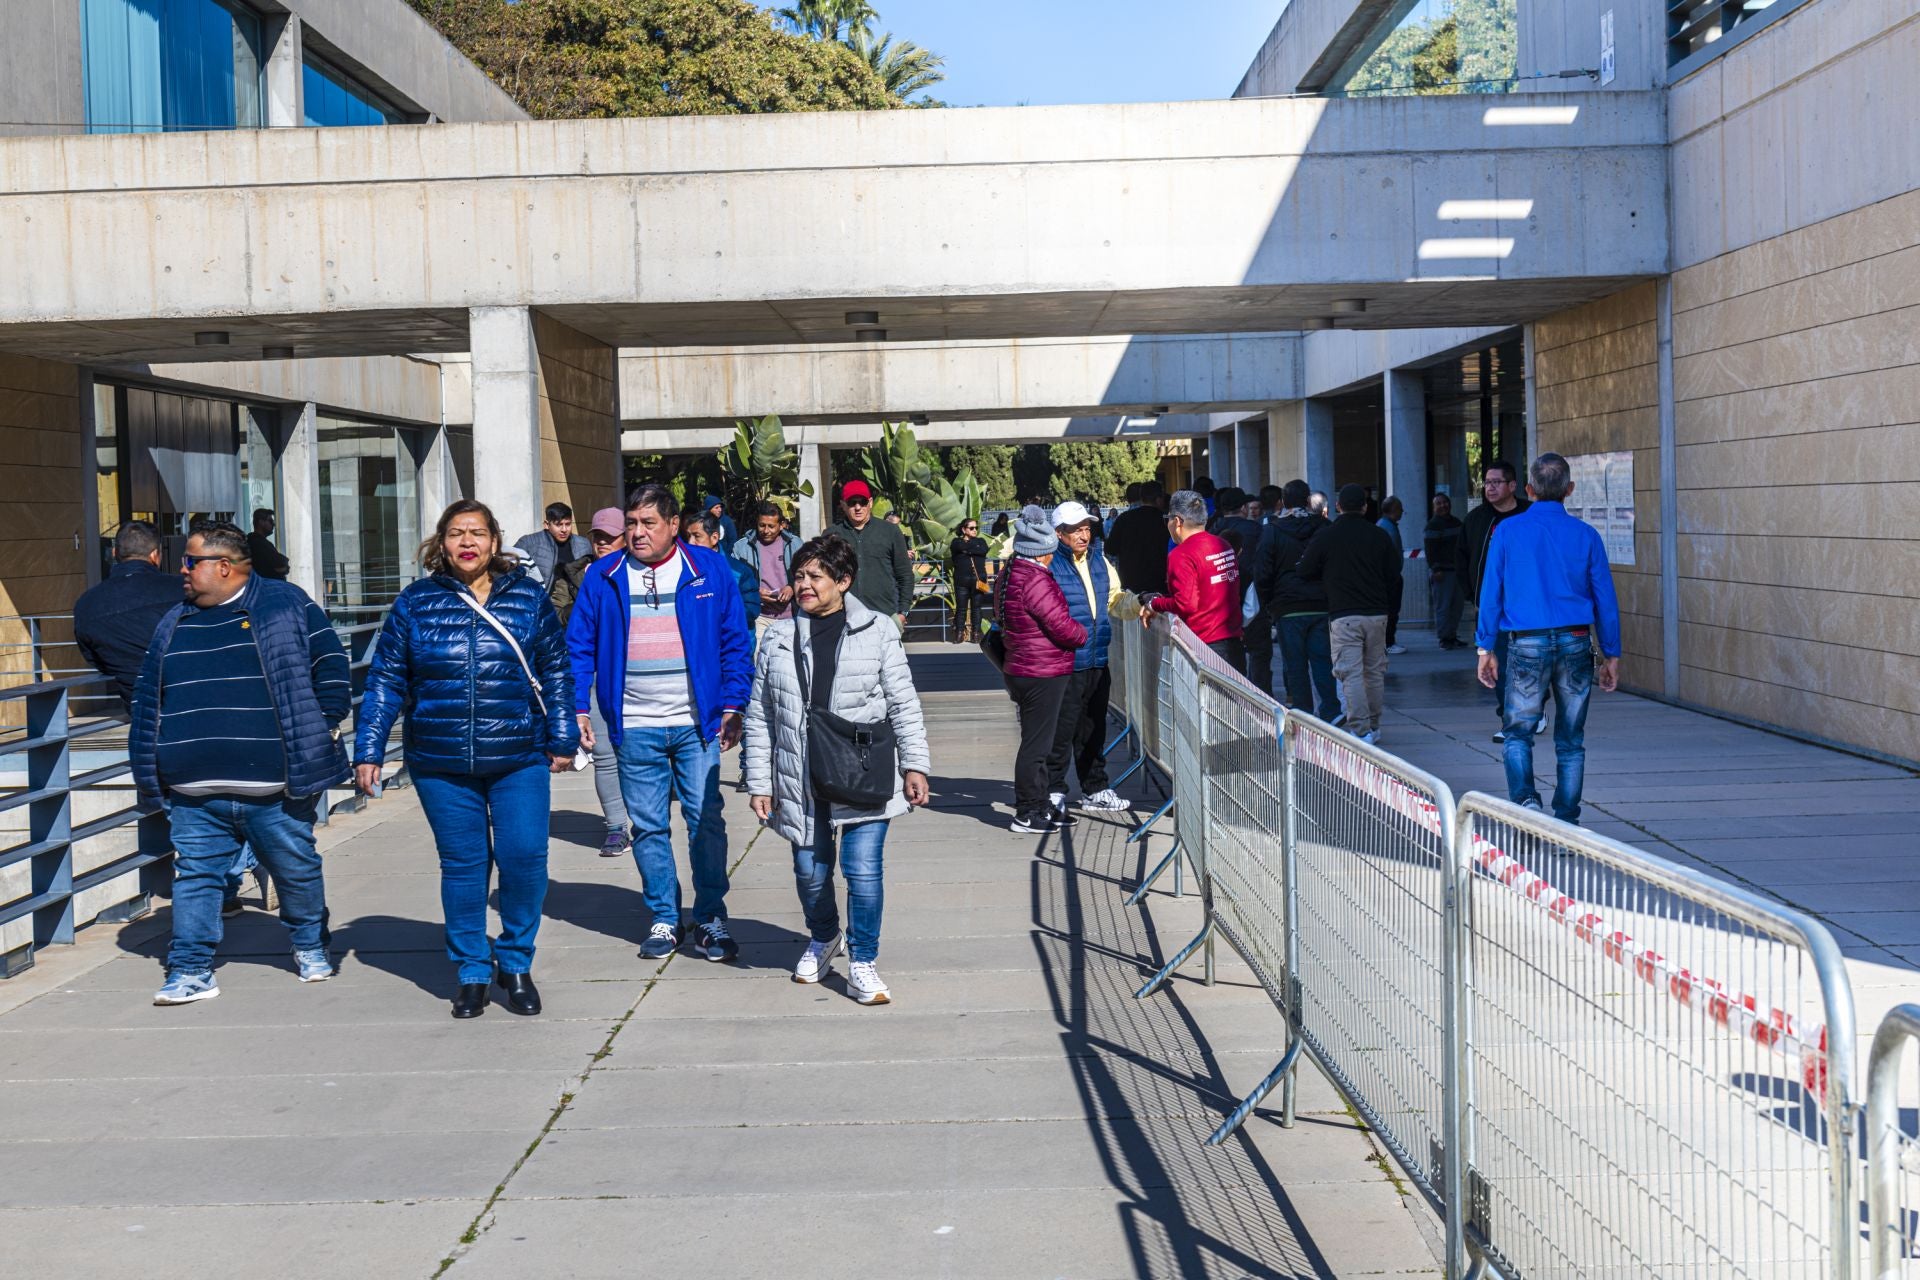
[618,332,1299,428]
[1238,0,1405,96]
[623,414,1216,454]
[0,92,1667,364]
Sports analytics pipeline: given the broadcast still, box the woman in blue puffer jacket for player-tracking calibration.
[354,499,579,1020]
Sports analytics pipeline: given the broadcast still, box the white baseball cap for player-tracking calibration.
[1051,500,1095,529]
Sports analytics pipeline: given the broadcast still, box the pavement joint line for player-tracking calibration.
[430,824,765,1277]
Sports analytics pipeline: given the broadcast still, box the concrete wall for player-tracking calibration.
[1669,0,1920,271]
[278,0,525,124]
[1300,325,1510,398]
[1668,188,1920,763]
[122,354,444,425]
[1517,0,1664,92]
[0,0,85,137]
[1532,284,1665,695]
[0,354,88,697]
[533,313,620,530]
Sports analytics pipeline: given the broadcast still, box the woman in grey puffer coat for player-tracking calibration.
[745,534,931,1005]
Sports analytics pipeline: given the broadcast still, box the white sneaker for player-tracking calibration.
[847,960,891,1006]
[1386,644,1407,655]
[1361,730,1381,746]
[792,933,844,984]
[1048,791,1067,812]
[1079,789,1129,812]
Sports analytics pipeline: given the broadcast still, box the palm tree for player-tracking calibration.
[776,0,878,44]
[846,25,946,100]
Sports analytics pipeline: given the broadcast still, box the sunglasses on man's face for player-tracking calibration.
[182,554,246,569]
[845,497,871,508]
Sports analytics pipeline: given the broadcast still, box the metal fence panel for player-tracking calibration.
[1456,793,1857,1280]
[1194,667,1286,1007]
[1285,710,1458,1210]
[1869,1006,1920,1277]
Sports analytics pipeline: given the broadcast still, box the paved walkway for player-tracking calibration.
[0,649,1438,1279]
[1377,636,1920,1073]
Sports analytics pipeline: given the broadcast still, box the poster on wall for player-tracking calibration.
[1564,451,1636,566]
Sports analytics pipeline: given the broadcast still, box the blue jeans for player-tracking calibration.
[413,764,553,985]
[227,843,258,896]
[1276,613,1341,720]
[794,819,888,963]
[616,725,729,929]
[1501,631,1596,823]
[165,792,327,975]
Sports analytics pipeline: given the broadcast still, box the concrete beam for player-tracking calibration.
[0,94,1667,363]
[1236,0,1403,96]
[1383,369,1425,509]
[263,15,304,128]
[618,332,1299,427]
[623,413,1219,455]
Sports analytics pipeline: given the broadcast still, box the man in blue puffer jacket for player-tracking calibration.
[1044,501,1131,817]
[568,484,754,963]
[130,521,352,1007]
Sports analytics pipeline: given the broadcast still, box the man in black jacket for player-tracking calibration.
[1251,480,1340,720]
[1298,484,1402,744]
[1104,480,1170,596]
[1459,460,1533,740]
[1423,494,1465,647]
[73,520,186,712]
[247,509,290,580]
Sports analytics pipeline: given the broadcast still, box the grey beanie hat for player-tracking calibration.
[1012,504,1058,558]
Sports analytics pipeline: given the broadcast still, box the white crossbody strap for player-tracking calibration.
[455,590,546,717]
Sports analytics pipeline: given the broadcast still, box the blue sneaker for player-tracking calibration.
[639,922,680,960]
[153,971,219,1005]
[294,949,334,982]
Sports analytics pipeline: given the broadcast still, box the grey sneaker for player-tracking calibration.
[153,971,219,1005]
[1492,730,1507,743]
[640,921,679,960]
[1079,789,1130,812]
[295,949,334,982]
[599,829,631,858]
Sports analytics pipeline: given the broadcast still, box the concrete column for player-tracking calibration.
[797,443,828,538]
[263,15,303,127]
[1656,278,1679,700]
[469,306,544,541]
[419,422,455,527]
[1187,437,1211,485]
[78,370,101,587]
[1234,418,1267,493]
[1269,400,1336,493]
[1207,429,1235,488]
[1522,322,1540,467]
[278,401,325,604]
[1383,369,1426,511]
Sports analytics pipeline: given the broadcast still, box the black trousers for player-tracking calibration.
[1244,613,1275,695]
[1005,673,1070,817]
[1046,665,1113,796]
[1208,637,1247,675]
[953,585,986,636]
[1385,573,1403,646]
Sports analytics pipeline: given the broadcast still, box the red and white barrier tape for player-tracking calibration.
[1289,726,1829,1095]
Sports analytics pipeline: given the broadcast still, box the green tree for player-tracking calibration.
[716,413,814,520]
[940,445,1017,508]
[846,26,946,100]
[1339,0,1513,97]
[775,0,877,42]
[1045,441,1162,507]
[405,0,894,118]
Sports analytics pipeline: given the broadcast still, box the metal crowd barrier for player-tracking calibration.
[1107,610,1869,1279]
[1869,1005,1920,1276]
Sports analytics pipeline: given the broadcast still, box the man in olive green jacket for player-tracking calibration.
[830,479,915,627]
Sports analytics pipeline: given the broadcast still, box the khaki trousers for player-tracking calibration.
[1328,614,1389,736]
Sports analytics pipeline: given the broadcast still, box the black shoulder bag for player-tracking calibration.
[797,627,898,809]
[979,567,1009,672]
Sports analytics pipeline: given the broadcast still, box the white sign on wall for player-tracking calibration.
[1564,450,1636,565]
[1600,10,1617,86]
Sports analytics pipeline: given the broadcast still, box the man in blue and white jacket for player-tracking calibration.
[1044,501,1131,820]
[130,521,351,1006]
[568,485,754,963]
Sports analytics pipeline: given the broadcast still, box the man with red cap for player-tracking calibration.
[831,479,915,630]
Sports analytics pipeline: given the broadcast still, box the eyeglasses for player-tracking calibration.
[638,566,660,610]
[181,554,247,569]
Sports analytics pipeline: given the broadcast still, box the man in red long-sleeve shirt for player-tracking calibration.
[1141,488,1246,674]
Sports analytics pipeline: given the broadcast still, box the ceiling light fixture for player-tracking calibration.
[1331,298,1368,314]
[909,413,929,426]
[262,345,294,360]
[844,310,879,326]
[194,330,230,346]
[1301,318,1333,331]
[854,327,888,342]
[1150,405,1171,416]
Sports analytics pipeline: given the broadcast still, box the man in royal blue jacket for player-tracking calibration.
[568,484,753,962]
[1475,453,1623,825]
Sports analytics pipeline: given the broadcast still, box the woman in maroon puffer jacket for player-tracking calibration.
[995,506,1087,833]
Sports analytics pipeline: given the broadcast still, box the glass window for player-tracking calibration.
[1331,0,1517,98]
[318,418,421,624]
[82,0,263,134]
[239,407,279,529]
[447,427,474,501]
[302,57,397,127]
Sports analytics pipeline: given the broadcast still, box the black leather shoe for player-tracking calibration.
[495,969,542,1016]
[451,983,490,1019]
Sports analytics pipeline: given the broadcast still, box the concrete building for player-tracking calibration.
[0,0,1915,957]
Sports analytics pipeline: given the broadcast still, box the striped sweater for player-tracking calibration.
[154,584,351,796]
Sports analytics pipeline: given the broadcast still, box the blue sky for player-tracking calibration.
[854,1,1290,106]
